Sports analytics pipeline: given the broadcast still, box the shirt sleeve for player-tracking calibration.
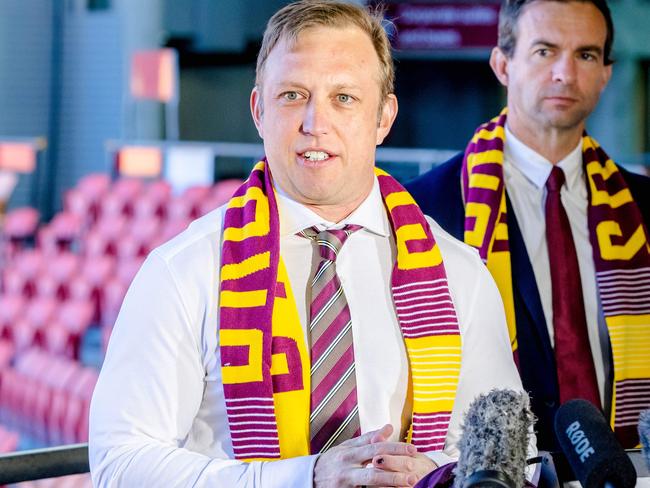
[89,251,317,487]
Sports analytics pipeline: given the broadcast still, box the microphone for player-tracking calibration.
[554,399,636,488]
[640,408,650,470]
[453,389,533,488]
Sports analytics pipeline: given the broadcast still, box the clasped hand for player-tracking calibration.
[313,424,437,488]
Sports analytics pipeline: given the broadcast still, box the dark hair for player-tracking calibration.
[498,0,614,65]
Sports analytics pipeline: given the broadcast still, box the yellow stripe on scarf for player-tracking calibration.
[405,335,462,411]
[272,259,311,458]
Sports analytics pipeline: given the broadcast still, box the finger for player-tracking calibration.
[339,424,393,448]
[370,424,394,443]
[372,454,415,473]
[344,441,417,466]
[352,466,417,487]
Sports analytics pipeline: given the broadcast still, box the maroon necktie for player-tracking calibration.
[545,166,601,408]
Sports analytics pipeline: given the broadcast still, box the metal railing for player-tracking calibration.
[0,444,646,485]
[0,443,88,484]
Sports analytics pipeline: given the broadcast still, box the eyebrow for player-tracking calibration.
[530,39,603,55]
[272,82,364,93]
[331,83,363,93]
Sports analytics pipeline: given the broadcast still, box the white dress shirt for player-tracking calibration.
[89,177,531,487]
[503,126,606,403]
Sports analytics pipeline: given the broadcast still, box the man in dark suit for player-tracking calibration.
[406,0,650,450]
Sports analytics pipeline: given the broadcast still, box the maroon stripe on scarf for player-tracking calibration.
[220,162,282,459]
[410,412,452,450]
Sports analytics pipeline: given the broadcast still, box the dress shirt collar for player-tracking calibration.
[504,124,584,192]
[275,176,391,238]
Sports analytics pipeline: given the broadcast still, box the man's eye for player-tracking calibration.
[282,92,300,101]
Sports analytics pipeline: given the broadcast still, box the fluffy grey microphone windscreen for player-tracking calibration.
[453,389,533,488]
[640,409,650,469]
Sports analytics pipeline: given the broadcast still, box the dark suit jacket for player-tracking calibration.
[405,152,650,450]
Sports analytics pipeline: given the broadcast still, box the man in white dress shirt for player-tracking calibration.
[407,0,650,450]
[89,1,531,486]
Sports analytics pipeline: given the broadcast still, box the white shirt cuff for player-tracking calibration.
[423,451,456,468]
[260,454,319,488]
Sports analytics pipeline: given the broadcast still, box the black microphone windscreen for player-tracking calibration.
[640,409,650,470]
[453,389,533,488]
[554,399,636,488]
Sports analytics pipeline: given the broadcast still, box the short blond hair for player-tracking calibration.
[256,0,395,103]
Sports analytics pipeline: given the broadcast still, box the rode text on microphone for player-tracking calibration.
[554,399,636,488]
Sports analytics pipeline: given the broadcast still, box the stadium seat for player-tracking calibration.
[0,339,16,415]
[86,216,129,257]
[198,180,244,217]
[0,339,15,369]
[34,252,80,301]
[170,185,211,221]
[10,318,40,353]
[64,173,111,228]
[2,206,40,240]
[10,350,50,431]
[159,216,189,243]
[32,358,76,440]
[77,255,115,324]
[211,178,244,204]
[61,367,98,443]
[0,294,25,339]
[53,300,95,359]
[37,212,83,254]
[77,173,111,197]
[3,249,44,298]
[42,322,78,360]
[100,278,129,329]
[25,297,58,331]
[0,423,19,453]
[107,178,144,218]
[133,180,171,221]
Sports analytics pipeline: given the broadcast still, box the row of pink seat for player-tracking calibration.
[0,174,243,458]
[3,175,243,262]
[9,473,92,487]
[1,175,243,359]
[0,423,19,453]
[0,348,97,446]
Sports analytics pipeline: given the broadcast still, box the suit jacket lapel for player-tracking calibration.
[505,193,555,366]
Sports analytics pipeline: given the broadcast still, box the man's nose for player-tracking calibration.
[552,54,577,85]
[300,98,331,136]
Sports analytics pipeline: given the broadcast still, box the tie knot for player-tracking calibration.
[546,166,566,193]
[301,225,362,262]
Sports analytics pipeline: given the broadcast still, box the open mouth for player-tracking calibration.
[297,150,337,166]
[301,150,332,162]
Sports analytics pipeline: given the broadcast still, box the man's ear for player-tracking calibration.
[250,86,264,138]
[376,94,398,145]
[490,47,510,87]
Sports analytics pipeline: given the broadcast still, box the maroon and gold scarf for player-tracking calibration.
[218,160,462,459]
[462,109,650,446]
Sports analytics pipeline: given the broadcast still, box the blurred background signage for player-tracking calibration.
[383,2,500,50]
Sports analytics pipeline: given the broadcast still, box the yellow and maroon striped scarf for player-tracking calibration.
[218,160,461,460]
[462,109,650,446]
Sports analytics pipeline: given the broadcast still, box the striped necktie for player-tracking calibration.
[300,225,362,453]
